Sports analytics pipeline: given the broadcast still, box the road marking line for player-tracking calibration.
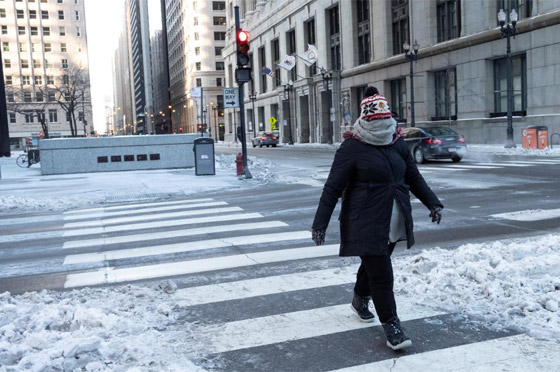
[62,212,263,237]
[63,201,228,220]
[63,221,288,249]
[502,160,560,165]
[173,266,358,306]
[63,198,215,215]
[64,242,337,288]
[193,302,445,354]
[475,162,532,167]
[490,208,560,221]
[444,164,501,169]
[63,230,310,265]
[63,207,244,229]
[418,166,464,172]
[329,334,560,372]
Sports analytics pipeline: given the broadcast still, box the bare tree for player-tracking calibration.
[5,84,51,139]
[43,64,91,137]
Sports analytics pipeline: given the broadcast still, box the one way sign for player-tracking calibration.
[223,88,239,108]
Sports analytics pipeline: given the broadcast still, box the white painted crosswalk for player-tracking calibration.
[2,194,559,371]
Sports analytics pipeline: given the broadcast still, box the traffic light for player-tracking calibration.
[236,29,250,67]
[197,124,203,133]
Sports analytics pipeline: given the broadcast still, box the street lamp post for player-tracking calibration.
[498,8,518,148]
[203,108,208,137]
[321,70,333,144]
[249,92,257,136]
[403,40,419,127]
[212,105,218,142]
[283,82,294,145]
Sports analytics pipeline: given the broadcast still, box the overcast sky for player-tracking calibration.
[84,0,124,133]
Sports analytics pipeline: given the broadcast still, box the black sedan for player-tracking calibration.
[402,127,467,163]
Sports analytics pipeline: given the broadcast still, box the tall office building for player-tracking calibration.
[113,12,135,136]
[165,0,226,139]
[1,0,93,148]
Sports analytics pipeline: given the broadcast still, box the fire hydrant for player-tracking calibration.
[235,153,243,176]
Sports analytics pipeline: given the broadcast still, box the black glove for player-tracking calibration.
[312,229,326,246]
[429,207,442,224]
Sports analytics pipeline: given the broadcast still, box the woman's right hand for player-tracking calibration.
[312,229,326,246]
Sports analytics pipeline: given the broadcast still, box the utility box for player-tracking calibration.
[193,137,215,176]
[521,127,537,149]
[536,126,549,149]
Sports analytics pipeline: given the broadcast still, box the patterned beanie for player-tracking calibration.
[360,94,392,121]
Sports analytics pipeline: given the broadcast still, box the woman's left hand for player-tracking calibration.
[429,207,442,224]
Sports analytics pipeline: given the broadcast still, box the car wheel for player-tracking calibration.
[259,144,263,148]
[252,143,256,148]
[272,144,277,147]
[452,155,462,163]
[414,147,425,164]
[267,145,270,147]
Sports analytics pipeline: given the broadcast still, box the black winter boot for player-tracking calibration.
[350,293,375,322]
[382,316,412,350]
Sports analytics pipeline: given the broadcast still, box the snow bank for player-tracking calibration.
[468,144,560,157]
[396,234,560,339]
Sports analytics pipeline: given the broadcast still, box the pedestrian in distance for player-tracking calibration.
[311,89,443,351]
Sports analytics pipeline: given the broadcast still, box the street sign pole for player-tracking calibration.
[235,6,252,179]
[0,45,11,157]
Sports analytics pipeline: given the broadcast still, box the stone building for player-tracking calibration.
[222,0,560,144]
[164,0,227,139]
[1,0,93,148]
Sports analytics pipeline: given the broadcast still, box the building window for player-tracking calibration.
[1,25,7,34]
[4,59,10,68]
[16,9,24,19]
[34,75,43,85]
[47,76,54,84]
[59,27,65,36]
[328,5,341,71]
[24,91,32,102]
[19,44,27,52]
[21,59,29,68]
[193,17,198,26]
[212,1,225,10]
[437,0,461,42]
[41,10,48,19]
[258,46,267,93]
[272,38,281,88]
[390,78,407,123]
[392,0,409,55]
[30,26,39,36]
[0,9,5,18]
[7,92,15,102]
[44,43,51,52]
[433,68,457,120]
[29,10,37,19]
[62,58,68,68]
[498,0,532,20]
[76,27,81,37]
[58,10,64,20]
[62,74,69,84]
[49,109,58,123]
[216,61,225,70]
[43,27,50,36]
[215,47,222,56]
[9,113,16,124]
[18,26,25,35]
[196,78,202,87]
[213,16,226,25]
[214,32,226,40]
[356,0,371,65]
[22,76,30,85]
[196,62,201,71]
[493,54,527,115]
[33,59,41,68]
[195,47,200,56]
[47,91,55,101]
[78,112,84,121]
[75,11,79,20]
[24,110,34,122]
[286,29,296,81]
[2,42,7,52]
[61,43,67,52]
[5,75,12,84]
[304,18,316,76]
[36,92,44,102]
[216,77,222,87]
[194,32,199,40]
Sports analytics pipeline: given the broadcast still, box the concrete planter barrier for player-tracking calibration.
[40,134,199,175]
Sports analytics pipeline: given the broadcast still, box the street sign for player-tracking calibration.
[223,88,239,108]
[268,116,277,130]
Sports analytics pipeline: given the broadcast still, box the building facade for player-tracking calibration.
[1,0,93,148]
[165,0,226,139]
[113,12,135,136]
[222,0,560,144]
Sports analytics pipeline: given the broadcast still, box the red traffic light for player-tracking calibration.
[197,124,202,130]
[237,30,249,43]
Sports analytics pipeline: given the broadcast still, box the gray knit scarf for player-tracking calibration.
[352,117,397,146]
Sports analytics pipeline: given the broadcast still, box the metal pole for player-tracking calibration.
[287,87,294,145]
[505,29,516,148]
[410,58,415,127]
[251,95,256,135]
[235,6,252,179]
[200,88,204,137]
[0,45,11,157]
[327,77,333,144]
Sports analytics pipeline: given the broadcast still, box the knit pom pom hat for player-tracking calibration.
[360,94,392,121]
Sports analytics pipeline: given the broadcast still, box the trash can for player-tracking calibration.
[535,126,548,149]
[193,137,215,176]
[521,127,537,149]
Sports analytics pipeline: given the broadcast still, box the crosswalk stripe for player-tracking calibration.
[193,301,446,354]
[64,243,338,288]
[173,266,358,306]
[502,160,560,165]
[63,201,229,221]
[328,334,559,372]
[418,166,464,172]
[443,164,501,169]
[475,162,532,167]
[63,206,244,229]
[63,198,215,215]
[63,230,311,266]
[62,212,264,237]
[63,221,289,249]
[529,159,560,163]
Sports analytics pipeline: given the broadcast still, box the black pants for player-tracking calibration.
[353,242,397,323]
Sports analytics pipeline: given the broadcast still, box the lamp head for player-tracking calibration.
[498,9,506,26]
[510,9,518,25]
[413,40,420,53]
[403,42,410,52]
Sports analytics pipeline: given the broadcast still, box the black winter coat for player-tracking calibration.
[312,136,443,256]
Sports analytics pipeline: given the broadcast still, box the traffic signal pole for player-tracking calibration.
[235,6,252,179]
[0,45,11,157]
